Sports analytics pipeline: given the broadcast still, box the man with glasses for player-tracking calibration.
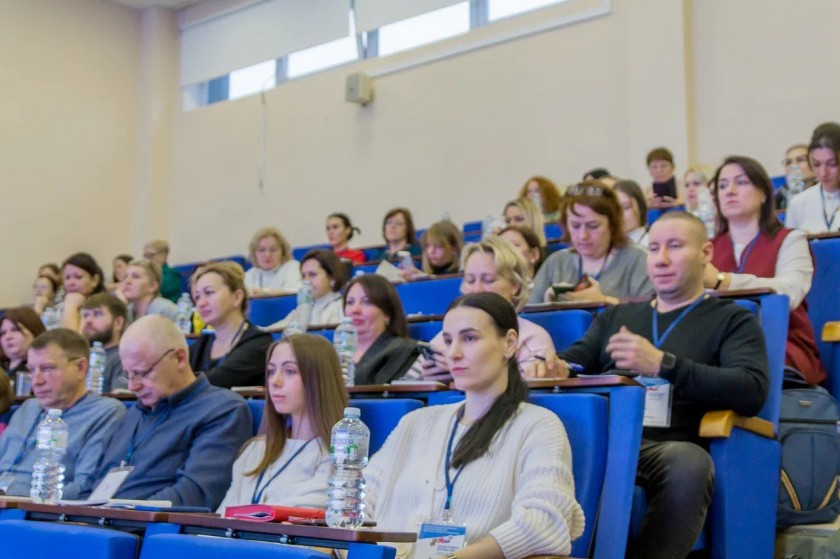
[775,143,817,209]
[142,239,182,303]
[85,315,251,509]
[0,329,125,497]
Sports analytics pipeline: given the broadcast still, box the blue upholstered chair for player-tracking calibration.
[292,244,332,262]
[0,519,139,559]
[349,398,423,454]
[140,533,331,559]
[395,276,462,316]
[521,308,594,352]
[807,236,840,393]
[249,294,297,327]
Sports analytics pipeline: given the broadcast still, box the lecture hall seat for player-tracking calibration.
[0,519,140,559]
[806,235,840,393]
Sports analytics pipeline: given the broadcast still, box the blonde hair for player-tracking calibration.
[192,261,248,313]
[504,198,546,247]
[420,221,464,275]
[144,239,169,256]
[684,164,714,185]
[248,227,292,266]
[460,236,531,310]
[128,259,162,296]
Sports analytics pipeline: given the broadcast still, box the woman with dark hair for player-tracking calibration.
[614,180,649,247]
[645,147,684,209]
[518,176,563,222]
[583,167,618,188]
[499,225,543,280]
[190,262,273,388]
[366,292,584,558]
[786,122,840,233]
[60,252,106,331]
[326,212,365,264]
[530,181,654,305]
[108,254,133,294]
[343,274,419,384]
[0,307,46,379]
[217,334,347,509]
[372,208,422,262]
[269,250,346,329]
[705,155,825,385]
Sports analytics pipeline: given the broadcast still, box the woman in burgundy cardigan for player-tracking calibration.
[703,155,825,385]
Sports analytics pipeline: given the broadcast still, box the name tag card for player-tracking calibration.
[89,466,133,501]
[413,522,467,559]
[638,377,672,428]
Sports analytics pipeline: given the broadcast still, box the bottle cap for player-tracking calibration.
[92,341,103,348]
[47,409,63,418]
[344,407,361,418]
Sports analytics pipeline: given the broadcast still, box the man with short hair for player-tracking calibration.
[86,316,251,509]
[556,212,770,559]
[143,239,182,303]
[0,329,125,498]
[80,293,128,392]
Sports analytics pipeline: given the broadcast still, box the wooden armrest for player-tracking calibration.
[823,322,840,343]
[699,410,775,439]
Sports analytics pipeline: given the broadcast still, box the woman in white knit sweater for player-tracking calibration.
[366,292,584,559]
[217,334,347,511]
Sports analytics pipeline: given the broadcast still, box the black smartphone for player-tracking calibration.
[551,282,576,296]
[417,342,440,361]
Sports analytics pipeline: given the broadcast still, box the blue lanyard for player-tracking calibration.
[443,406,466,514]
[732,233,760,274]
[576,244,612,282]
[651,294,708,349]
[251,438,315,504]
[821,188,838,231]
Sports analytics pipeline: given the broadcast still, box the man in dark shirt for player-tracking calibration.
[557,212,769,559]
[80,293,128,393]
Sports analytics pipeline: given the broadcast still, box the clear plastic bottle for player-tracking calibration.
[285,280,314,336]
[786,164,805,206]
[530,190,543,212]
[30,409,68,504]
[326,407,370,529]
[87,341,106,395]
[481,214,496,240]
[176,293,194,335]
[333,317,358,387]
[696,186,717,239]
[397,250,413,270]
[441,211,451,222]
[40,306,60,330]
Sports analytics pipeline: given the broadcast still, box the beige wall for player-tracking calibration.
[0,0,141,306]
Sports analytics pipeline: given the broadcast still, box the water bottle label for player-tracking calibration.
[37,426,68,450]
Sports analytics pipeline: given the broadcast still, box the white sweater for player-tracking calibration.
[217,436,331,512]
[244,261,303,293]
[268,291,344,330]
[366,402,585,558]
[785,183,840,233]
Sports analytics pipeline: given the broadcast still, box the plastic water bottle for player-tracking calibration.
[326,407,370,529]
[87,341,106,395]
[441,211,451,222]
[176,293,194,334]
[40,306,60,330]
[696,186,717,239]
[481,214,496,240]
[285,281,314,336]
[30,409,68,503]
[530,190,543,212]
[333,317,358,386]
[397,250,414,270]
[786,164,805,206]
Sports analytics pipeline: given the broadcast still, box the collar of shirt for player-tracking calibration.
[137,373,209,417]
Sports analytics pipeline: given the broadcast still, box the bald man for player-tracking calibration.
[85,316,251,509]
[557,212,770,559]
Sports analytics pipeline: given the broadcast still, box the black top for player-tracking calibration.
[3,360,28,379]
[354,332,420,385]
[558,297,769,444]
[189,322,273,389]
[652,176,678,199]
[430,261,458,275]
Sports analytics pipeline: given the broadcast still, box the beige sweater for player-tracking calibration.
[366,402,585,558]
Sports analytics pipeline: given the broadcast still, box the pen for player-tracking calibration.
[530,355,585,373]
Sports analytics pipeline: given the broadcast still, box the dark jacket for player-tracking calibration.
[189,322,273,388]
[354,332,420,385]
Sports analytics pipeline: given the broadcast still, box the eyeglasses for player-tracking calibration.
[125,348,175,383]
[142,251,159,260]
[255,247,281,254]
[566,184,607,197]
[782,156,809,166]
[385,220,406,227]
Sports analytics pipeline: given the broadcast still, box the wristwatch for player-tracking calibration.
[659,351,677,375]
[712,271,726,290]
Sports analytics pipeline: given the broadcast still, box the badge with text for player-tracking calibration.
[639,376,672,428]
[413,522,467,559]
[89,466,134,501]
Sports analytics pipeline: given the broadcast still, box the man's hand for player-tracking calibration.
[521,353,570,379]
[605,326,664,376]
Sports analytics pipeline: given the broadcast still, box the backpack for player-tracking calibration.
[778,388,840,526]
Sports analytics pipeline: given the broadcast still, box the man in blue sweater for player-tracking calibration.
[0,329,125,498]
[86,315,252,509]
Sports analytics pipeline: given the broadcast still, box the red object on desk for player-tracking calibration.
[223,504,325,523]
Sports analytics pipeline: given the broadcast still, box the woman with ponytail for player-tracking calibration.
[365,292,584,559]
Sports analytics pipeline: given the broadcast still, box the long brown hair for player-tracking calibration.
[560,180,628,248]
[342,274,408,337]
[0,307,47,362]
[711,155,782,237]
[247,334,347,476]
[518,176,562,215]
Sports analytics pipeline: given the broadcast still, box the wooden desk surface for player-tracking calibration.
[0,496,28,509]
[18,502,171,522]
[525,376,640,390]
[808,231,840,241]
[167,513,417,543]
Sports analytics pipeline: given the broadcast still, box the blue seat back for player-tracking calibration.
[544,222,563,240]
[521,309,593,351]
[349,398,423,455]
[530,393,608,557]
[396,276,462,316]
[247,399,265,435]
[808,237,840,389]
[291,244,332,262]
[462,220,481,234]
[408,320,442,342]
[361,247,383,262]
[0,519,139,559]
[140,533,330,559]
[249,295,297,327]
[353,263,380,274]
[545,241,569,256]
[647,206,686,226]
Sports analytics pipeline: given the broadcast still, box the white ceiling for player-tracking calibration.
[107,0,204,10]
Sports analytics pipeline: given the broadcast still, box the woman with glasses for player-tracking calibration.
[530,181,654,305]
[372,208,422,263]
[190,262,272,388]
[217,334,346,510]
[645,147,684,210]
[705,155,825,385]
[244,227,302,296]
[122,260,178,322]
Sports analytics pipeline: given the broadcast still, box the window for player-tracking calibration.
[287,35,359,79]
[377,2,470,57]
[228,60,277,100]
[488,0,569,21]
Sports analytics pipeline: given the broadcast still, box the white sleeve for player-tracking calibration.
[785,195,802,229]
[216,439,258,512]
[727,230,813,309]
[277,261,303,292]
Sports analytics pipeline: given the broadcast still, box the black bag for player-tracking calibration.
[778,389,840,526]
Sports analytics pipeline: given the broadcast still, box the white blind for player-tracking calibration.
[354,0,465,33]
[180,0,349,86]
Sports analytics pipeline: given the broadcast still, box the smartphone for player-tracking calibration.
[417,342,440,362]
[551,282,576,296]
